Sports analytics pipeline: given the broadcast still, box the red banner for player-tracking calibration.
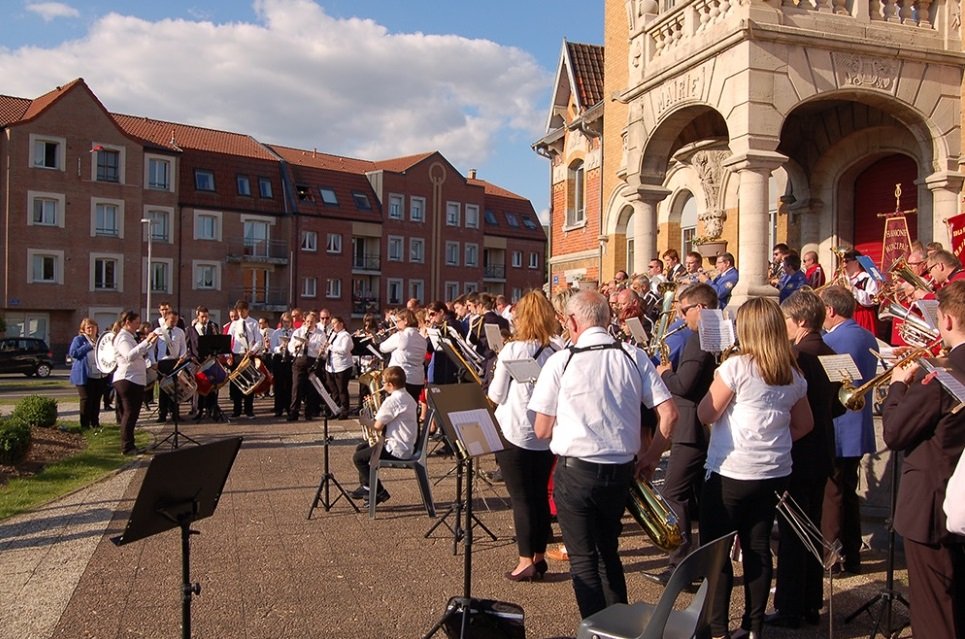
[947,212,965,260]
[881,215,911,268]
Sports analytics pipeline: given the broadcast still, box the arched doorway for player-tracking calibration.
[852,155,918,266]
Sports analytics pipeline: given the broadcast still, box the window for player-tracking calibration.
[445,281,460,301]
[244,220,270,257]
[147,158,171,190]
[96,149,120,183]
[445,241,459,266]
[28,250,62,284]
[464,281,479,294]
[506,213,520,227]
[484,209,499,226]
[388,235,404,262]
[512,251,523,268]
[388,194,404,220]
[410,197,425,222]
[94,203,120,237]
[93,257,119,290]
[32,197,58,226]
[258,177,273,198]
[194,211,221,240]
[409,237,425,263]
[409,279,424,304]
[567,161,585,226]
[352,191,372,210]
[522,215,538,230]
[465,204,480,229]
[465,243,479,267]
[387,278,403,305]
[327,233,342,254]
[195,170,215,191]
[512,287,522,301]
[446,202,460,226]
[303,276,317,298]
[301,231,318,252]
[320,188,338,206]
[30,135,64,170]
[326,278,342,299]
[237,175,251,196]
[296,185,312,201]
[193,262,220,290]
[147,209,171,242]
[529,252,540,269]
[149,261,170,293]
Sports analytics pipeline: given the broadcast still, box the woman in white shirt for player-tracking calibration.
[112,310,160,455]
[488,291,560,581]
[697,297,813,639]
[324,317,355,419]
[379,309,427,402]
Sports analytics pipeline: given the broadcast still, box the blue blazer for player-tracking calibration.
[68,334,94,386]
[779,270,807,302]
[823,319,879,457]
[711,268,739,308]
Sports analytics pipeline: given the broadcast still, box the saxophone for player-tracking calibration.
[357,369,384,446]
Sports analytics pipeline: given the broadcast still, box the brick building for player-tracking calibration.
[0,79,545,358]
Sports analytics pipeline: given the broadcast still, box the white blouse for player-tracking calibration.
[113,328,156,386]
[487,339,557,451]
[379,327,427,386]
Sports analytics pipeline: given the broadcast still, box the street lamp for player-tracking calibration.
[140,218,153,325]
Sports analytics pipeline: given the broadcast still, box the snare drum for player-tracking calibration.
[159,367,198,402]
[195,357,229,396]
[251,356,273,396]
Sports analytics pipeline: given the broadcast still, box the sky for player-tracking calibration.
[0,0,604,222]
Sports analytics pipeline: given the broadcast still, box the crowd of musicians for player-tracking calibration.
[65,242,965,638]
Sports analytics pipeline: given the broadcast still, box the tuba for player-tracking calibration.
[627,478,684,552]
[878,301,940,348]
[358,369,384,446]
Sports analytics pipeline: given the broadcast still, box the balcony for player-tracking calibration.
[226,237,289,265]
[352,253,381,273]
[352,295,380,316]
[483,264,506,281]
[228,287,289,312]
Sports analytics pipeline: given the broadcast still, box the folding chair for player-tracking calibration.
[368,420,435,519]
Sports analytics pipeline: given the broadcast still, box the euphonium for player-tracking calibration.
[627,478,684,552]
[878,301,940,348]
[838,337,943,411]
[358,369,384,446]
[646,284,677,365]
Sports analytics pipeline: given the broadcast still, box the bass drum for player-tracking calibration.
[94,332,117,374]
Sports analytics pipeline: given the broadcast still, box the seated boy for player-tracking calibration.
[351,366,418,505]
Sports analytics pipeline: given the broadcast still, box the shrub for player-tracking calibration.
[11,396,58,428]
[0,417,31,465]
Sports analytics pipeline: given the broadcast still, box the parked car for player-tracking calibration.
[0,337,55,377]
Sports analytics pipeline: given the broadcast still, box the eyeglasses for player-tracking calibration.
[927,263,941,273]
[319,315,331,320]
[679,303,701,315]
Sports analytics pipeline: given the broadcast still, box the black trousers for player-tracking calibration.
[495,443,555,558]
[662,442,706,567]
[113,379,144,453]
[774,468,827,616]
[326,367,352,416]
[822,456,862,569]
[352,442,404,491]
[271,355,292,415]
[290,357,319,417]
[76,377,107,429]
[229,358,254,416]
[553,457,635,619]
[700,472,788,637]
[905,538,965,639]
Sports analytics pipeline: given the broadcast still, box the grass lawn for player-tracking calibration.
[0,423,148,521]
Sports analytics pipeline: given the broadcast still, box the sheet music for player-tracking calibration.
[308,373,341,414]
[698,309,735,352]
[857,255,886,284]
[449,408,503,456]
[503,358,542,383]
[426,327,443,350]
[915,300,939,329]
[446,326,484,363]
[484,323,504,352]
[366,344,382,359]
[919,358,965,405]
[818,354,862,383]
[625,316,648,345]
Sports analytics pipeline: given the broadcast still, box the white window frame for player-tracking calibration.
[90,253,124,292]
[386,277,403,306]
[326,233,343,254]
[301,230,318,252]
[409,237,425,263]
[326,278,342,299]
[445,241,459,266]
[408,279,424,304]
[144,257,173,294]
[511,250,523,268]
[410,196,425,222]
[446,201,460,226]
[145,207,173,243]
[27,191,65,228]
[145,154,173,191]
[192,261,221,290]
[91,144,125,184]
[512,287,523,301]
[388,193,404,220]
[465,243,479,267]
[464,282,479,294]
[465,204,480,229]
[91,198,125,238]
[193,210,223,241]
[444,281,460,301]
[387,235,404,262]
[566,161,586,228]
[529,252,540,269]
[29,134,66,171]
[303,276,318,298]
[27,249,64,284]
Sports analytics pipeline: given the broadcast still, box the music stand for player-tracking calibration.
[307,373,359,516]
[153,359,200,450]
[112,437,242,639]
[423,383,506,639]
[198,335,232,424]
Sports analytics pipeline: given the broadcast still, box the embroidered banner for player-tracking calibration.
[881,215,911,269]
[946,212,965,260]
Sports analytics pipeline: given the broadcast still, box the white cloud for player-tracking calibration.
[25,2,79,22]
[2,0,549,167]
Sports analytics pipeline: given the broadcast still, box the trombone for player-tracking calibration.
[838,337,943,411]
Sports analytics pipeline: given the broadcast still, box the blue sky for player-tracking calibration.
[0,0,604,220]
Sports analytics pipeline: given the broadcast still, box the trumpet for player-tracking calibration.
[838,337,943,411]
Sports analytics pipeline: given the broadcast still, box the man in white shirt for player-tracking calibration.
[530,290,678,619]
[287,311,326,421]
[324,316,354,419]
[228,300,263,418]
[269,312,294,418]
[155,310,187,423]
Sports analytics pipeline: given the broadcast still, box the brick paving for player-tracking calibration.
[1,396,915,638]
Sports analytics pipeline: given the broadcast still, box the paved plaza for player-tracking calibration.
[1,395,914,638]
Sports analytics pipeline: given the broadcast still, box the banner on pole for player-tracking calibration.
[881,215,911,268]
[946,212,965,260]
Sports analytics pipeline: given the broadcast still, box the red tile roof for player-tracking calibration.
[370,152,435,173]
[19,79,85,122]
[0,95,30,127]
[566,42,605,109]
[113,113,276,160]
[468,178,526,201]
[269,144,376,173]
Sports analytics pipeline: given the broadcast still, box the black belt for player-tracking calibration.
[558,456,634,480]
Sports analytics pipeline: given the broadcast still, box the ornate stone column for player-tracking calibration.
[722,151,788,307]
[628,185,670,274]
[924,171,965,245]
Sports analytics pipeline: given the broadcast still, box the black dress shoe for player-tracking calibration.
[350,485,369,500]
[286,414,299,422]
[764,612,801,628]
[364,489,390,506]
[642,567,674,587]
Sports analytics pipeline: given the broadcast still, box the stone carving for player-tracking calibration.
[952,0,961,30]
[836,53,900,91]
[691,149,729,238]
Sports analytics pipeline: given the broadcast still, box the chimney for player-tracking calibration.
[468,168,477,179]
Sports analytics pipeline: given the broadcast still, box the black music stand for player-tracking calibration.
[844,450,910,638]
[198,335,232,424]
[153,360,200,450]
[422,384,508,639]
[307,373,359,516]
[112,437,242,639]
